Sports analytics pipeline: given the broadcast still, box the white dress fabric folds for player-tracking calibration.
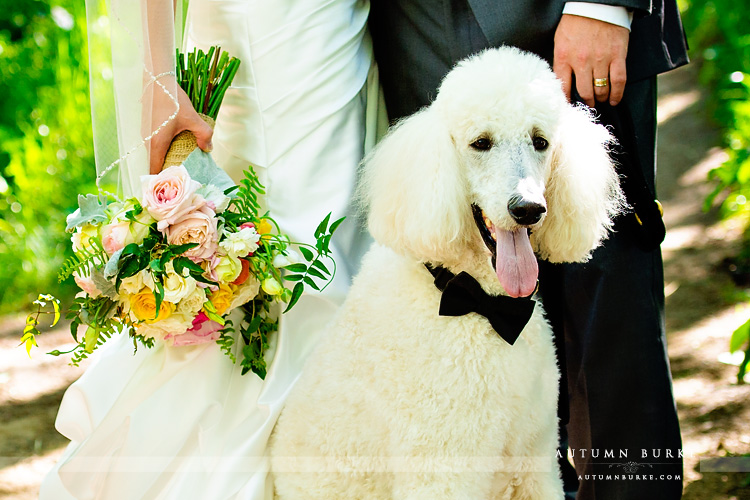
[40,1,374,498]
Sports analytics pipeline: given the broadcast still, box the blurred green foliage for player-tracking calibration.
[681,0,750,380]
[681,1,750,223]
[0,0,96,313]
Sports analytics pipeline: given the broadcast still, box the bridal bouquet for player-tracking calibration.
[23,159,340,378]
[21,46,341,379]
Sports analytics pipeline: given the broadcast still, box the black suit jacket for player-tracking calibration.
[370,0,689,120]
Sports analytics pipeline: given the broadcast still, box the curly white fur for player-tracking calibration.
[269,47,624,499]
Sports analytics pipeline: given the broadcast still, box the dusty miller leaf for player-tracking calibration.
[66,194,109,231]
[183,149,236,193]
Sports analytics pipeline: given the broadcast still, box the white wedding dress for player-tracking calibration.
[39,1,377,498]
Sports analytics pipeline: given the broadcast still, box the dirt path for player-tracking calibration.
[657,66,750,499]
[1,65,749,499]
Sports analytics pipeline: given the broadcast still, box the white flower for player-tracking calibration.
[272,249,301,269]
[219,227,261,258]
[196,184,231,213]
[163,262,197,303]
[120,270,153,295]
[177,286,207,316]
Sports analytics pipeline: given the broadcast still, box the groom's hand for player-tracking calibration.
[149,85,214,174]
[553,14,630,107]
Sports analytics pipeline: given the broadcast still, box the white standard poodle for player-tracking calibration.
[269,47,624,499]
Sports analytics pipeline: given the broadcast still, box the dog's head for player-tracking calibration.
[361,47,624,296]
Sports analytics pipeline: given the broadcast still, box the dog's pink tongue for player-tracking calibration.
[495,227,538,298]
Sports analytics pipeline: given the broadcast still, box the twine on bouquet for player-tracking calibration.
[163,113,216,168]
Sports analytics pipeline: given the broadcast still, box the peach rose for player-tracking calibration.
[166,205,219,261]
[141,165,204,231]
[74,273,102,299]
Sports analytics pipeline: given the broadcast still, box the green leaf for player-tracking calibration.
[70,320,81,342]
[306,267,326,280]
[314,212,332,238]
[284,282,305,312]
[154,280,165,318]
[65,194,109,231]
[284,274,304,282]
[249,314,264,333]
[328,216,346,235]
[283,263,308,273]
[174,256,205,275]
[119,256,143,280]
[165,242,199,258]
[150,258,164,273]
[299,246,314,261]
[121,243,141,258]
[311,259,330,275]
[303,276,320,291]
[730,318,750,352]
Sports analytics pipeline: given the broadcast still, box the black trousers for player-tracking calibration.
[371,2,684,498]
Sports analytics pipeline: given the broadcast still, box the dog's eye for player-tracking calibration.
[470,138,492,151]
[532,136,549,151]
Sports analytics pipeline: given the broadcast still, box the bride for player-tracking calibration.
[39,0,379,498]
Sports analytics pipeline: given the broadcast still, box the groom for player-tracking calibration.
[370,1,688,499]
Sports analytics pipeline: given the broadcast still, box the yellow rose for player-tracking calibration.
[131,288,175,323]
[208,284,234,316]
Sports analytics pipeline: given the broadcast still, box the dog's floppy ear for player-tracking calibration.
[359,107,472,262]
[532,104,625,263]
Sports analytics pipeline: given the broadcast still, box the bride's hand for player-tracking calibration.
[149,84,214,174]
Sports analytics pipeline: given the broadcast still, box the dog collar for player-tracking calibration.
[425,264,536,345]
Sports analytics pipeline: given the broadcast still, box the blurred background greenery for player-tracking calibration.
[0,0,747,319]
[0,0,95,314]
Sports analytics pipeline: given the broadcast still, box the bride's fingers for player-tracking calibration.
[190,117,214,153]
[150,134,170,174]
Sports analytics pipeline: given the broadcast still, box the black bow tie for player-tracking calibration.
[425,264,536,345]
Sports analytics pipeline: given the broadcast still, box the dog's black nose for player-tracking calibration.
[508,198,546,226]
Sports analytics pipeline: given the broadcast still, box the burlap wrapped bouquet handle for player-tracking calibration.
[163,113,215,168]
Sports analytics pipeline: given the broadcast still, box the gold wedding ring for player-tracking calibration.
[593,77,609,87]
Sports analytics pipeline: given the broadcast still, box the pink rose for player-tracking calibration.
[74,273,102,298]
[170,312,223,346]
[141,165,204,231]
[101,220,130,255]
[166,205,219,261]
